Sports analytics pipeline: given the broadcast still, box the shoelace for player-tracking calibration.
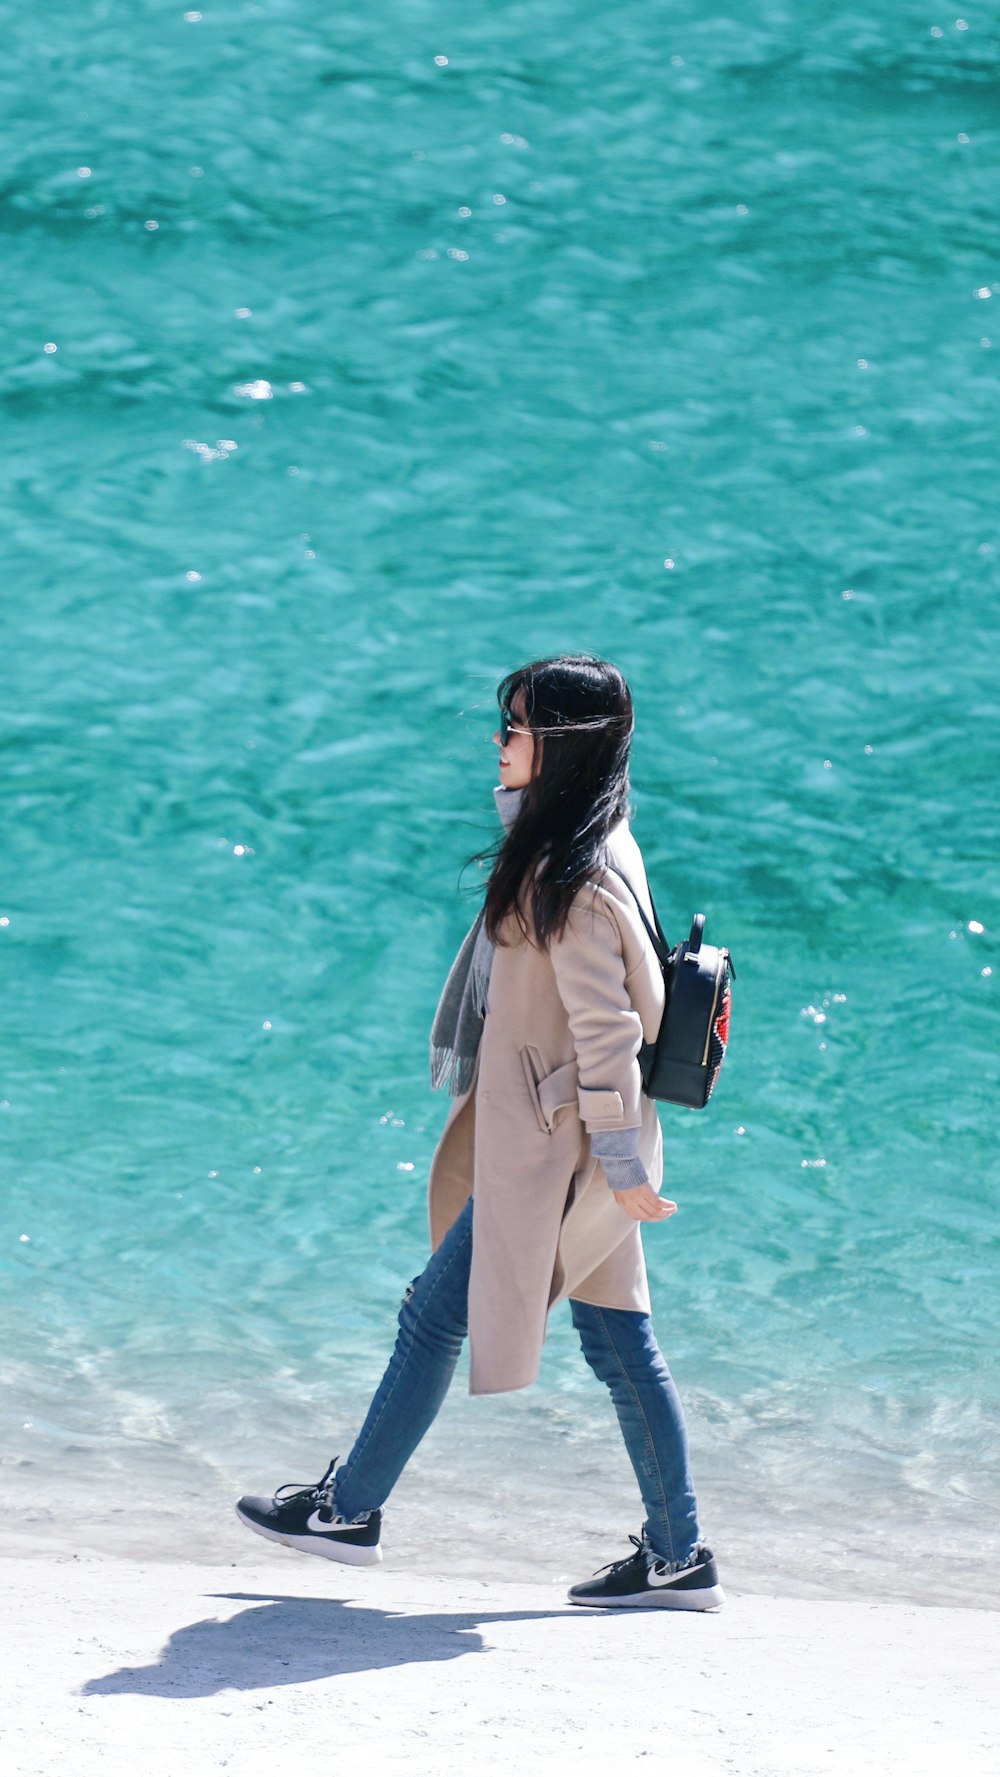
[273,1456,340,1515]
[593,1534,666,1580]
[593,1534,700,1581]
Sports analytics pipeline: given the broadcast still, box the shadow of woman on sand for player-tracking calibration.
[81,1590,585,1699]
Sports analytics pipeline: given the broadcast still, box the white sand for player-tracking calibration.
[5,1553,998,1777]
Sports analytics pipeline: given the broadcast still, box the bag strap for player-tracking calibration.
[604,865,672,966]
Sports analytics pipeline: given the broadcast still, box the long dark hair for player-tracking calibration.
[483,654,634,949]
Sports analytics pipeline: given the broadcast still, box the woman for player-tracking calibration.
[237,654,722,1610]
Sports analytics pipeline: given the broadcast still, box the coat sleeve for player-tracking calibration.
[547,884,645,1136]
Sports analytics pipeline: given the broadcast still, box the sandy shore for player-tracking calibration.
[5,1552,998,1777]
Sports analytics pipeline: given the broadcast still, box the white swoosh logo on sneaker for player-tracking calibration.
[305,1509,346,1534]
[647,1558,706,1587]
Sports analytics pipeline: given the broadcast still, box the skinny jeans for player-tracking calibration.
[334,1197,701,1564]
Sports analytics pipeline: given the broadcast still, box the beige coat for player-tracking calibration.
[427,817,666,1395]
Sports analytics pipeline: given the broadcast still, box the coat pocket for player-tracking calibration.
[519,1047,580,1135]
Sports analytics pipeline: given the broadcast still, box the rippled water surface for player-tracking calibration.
[2,2,999,1604]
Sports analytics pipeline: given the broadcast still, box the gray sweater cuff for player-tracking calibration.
[591,1127,649,1192]
[599,1155,651,1192]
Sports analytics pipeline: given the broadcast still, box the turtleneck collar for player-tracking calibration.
[493,783,524,832]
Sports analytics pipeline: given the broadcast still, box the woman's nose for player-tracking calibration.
[492,728,502,747]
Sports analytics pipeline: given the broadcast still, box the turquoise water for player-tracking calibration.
[2,2,998,1604]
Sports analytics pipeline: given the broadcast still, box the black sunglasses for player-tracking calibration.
[498,704,533,746]
[499,704,615,743]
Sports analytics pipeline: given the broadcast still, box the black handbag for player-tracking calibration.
[608,867,734,1110]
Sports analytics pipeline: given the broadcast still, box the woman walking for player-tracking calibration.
[236,654,722,1609]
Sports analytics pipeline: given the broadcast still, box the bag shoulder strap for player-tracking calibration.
[604,864,672,966]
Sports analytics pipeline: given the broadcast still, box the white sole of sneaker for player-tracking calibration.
[234,1505,382,1566]
[569,1584,725,1610]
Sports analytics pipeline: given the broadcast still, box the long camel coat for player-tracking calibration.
[427,816,666,1395]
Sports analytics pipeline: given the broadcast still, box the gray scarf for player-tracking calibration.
[429,784,523,1095]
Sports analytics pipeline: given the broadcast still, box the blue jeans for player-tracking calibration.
[334,1197,702,1565]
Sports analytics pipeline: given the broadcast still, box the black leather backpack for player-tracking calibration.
[608,867,734,1110]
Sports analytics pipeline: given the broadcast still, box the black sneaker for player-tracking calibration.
[568,1535,723,1610]
[235,1458,382,1566]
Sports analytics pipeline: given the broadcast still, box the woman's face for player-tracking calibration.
[493,689,536,790]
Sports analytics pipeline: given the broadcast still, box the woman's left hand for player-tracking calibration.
[613,1185,677,1222]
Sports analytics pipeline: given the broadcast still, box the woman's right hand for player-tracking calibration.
[613,1185,677,1222]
